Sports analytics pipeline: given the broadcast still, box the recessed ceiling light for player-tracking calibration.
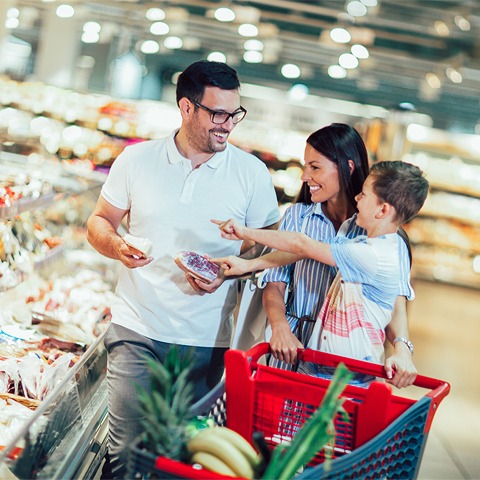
[141,40,160,54]
[346,1,367,17]
[339,53,359,69]
[330,28,351,44]
[281,63,301,79]
[146,8,165,21]
[150,22,169,35]
[214,7,235,22]
[244,39,264,51]
[207,51,227,63]
[328,65,347,79]
[351,44,369,59]
[238,23,259,37]
[56,4,74,18]
[243,50,263,63]
[164,36,183,49]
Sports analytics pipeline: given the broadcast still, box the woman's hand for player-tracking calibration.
[211,256,252,277]
[384,344,417,388]
[270,322,304,364]
[211,218,247,241]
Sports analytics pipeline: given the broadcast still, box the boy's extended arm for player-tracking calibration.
[213,219,336,267]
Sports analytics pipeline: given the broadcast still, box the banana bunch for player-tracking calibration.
[187,426,261,478]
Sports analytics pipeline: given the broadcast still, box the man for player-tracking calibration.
[86,60,280,478]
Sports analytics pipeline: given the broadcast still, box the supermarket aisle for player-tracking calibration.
[407,279,480,480]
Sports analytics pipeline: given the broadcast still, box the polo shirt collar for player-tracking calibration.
[167,129,228,169]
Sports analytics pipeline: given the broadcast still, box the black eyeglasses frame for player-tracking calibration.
[189,99,247,124]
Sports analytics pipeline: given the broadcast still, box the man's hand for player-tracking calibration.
[118,241,153,269]
[384,343,417,388]
[184,267,225,293]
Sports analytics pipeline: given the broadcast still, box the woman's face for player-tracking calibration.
[301,144,342,204]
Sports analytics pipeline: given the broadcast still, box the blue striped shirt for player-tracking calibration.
[263,202,413,350]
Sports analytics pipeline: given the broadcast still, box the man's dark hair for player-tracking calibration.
[176,60,241,105]
[369,160,429,224]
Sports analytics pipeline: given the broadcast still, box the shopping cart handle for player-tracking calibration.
[246,342,450,403]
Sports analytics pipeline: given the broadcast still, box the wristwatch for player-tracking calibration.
[393,337,414,355]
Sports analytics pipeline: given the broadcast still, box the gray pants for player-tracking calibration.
[101,323,227,479]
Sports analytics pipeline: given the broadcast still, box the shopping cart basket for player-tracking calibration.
[128,343,450,479]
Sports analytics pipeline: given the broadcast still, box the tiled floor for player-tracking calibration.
[407,279,480,479]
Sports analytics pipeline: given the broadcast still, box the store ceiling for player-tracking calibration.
[11,0,480,133]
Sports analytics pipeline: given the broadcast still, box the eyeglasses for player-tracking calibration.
[190,99,247,124]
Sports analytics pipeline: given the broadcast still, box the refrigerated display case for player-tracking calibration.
[0,151,115,479]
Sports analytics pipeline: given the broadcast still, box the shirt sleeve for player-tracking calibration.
[244,162,281,229]
[262,206,295,284]
[100,146,132,210]
[330,237,378,284]
[397,236,415,300]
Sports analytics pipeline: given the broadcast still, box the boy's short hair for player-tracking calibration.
[369,161,429,224]
[176,60,240,105]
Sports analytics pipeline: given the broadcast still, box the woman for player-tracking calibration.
[262,123,417,388]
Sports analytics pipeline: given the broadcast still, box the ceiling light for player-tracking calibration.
[83,21,101,33]
[207,51,227,63]
[346,1,367,17]
[5,18,19,28]
[446,67,462,83]
[288,84,309,101]
[141,40,160,54]
[56,4,75,18]
[351,44,369,59]
[281,63,301,79]
[328,65,347,79]
[454,15,470,31]
[238,23,259,37]
[81,31,99,43]
[425,72,441,89]
[164,36,183,49]
[214,7,235,22]
[339,53,359,69]
[399,102,416,111]
[150,22,169,35]
[244,39,264,51]
[330,28,351,43]
[434,20,449,36]
[243,51,263,63]
[146,8,165,21]
[7,8,20,18]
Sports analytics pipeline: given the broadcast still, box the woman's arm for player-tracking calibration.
[212,250,301,277]
[263,282,303,364]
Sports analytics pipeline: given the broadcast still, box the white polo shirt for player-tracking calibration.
[101,131,280,347]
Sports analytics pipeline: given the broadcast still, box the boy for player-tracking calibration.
[212,161,429,373]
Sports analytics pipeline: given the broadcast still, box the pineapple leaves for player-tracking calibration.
[136,345,195,460]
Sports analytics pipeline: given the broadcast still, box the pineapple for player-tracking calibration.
[136,345,194,461]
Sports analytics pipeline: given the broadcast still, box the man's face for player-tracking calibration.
[185,86,241,154]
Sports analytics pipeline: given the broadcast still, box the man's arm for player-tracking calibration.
[86,196,152,269]
[384,296,417,388]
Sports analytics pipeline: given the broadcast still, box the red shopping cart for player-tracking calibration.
[128,343,450,479]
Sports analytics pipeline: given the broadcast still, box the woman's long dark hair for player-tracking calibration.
[295,123,369,212]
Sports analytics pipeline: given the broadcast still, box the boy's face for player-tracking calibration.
[354,175,382,230]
